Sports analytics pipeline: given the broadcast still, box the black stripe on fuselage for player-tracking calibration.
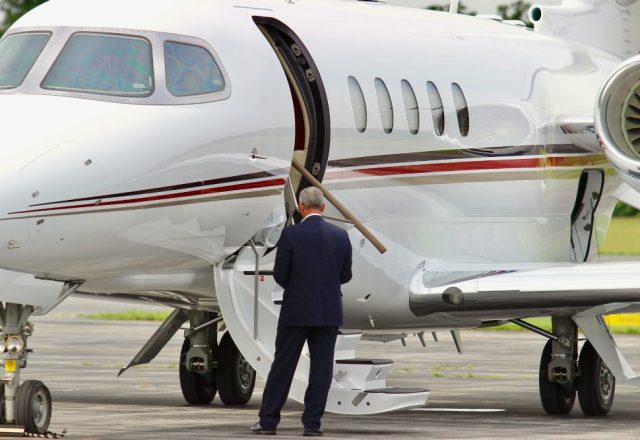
[29,168,290,208]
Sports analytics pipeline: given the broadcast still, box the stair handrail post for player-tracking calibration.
[249,240,260,340]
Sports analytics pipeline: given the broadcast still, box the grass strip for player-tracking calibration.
[84,311,640,334]
[478,318,551,332]
[83,310,171,321]
[479,317,640,335]
[600,217,640,255]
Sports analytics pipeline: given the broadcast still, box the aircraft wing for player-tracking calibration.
[409,261,640,318]
[410,260,640,386]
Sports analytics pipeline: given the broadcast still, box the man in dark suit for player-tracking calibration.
[251,186,352,437]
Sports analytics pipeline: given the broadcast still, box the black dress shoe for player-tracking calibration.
[251,422,276,435]
[303,429,324,436]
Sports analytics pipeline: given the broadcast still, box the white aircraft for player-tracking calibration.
[0,0,639,434]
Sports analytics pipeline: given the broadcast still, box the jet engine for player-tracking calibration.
[596,55,640,192]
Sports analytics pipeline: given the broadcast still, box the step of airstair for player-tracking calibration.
[334,358,393,390]
[215,244,429,414]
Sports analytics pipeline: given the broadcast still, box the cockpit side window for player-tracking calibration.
[164,41,224,97]
[0,32,51,89]
[42,33,153,97]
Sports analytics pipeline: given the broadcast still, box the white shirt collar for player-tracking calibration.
[302,213,322,222]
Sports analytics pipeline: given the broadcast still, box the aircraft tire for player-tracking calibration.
[15,380,51,434]
[179,338,217,405]
[539,339,576,414]
[577,341,615,416]
[216,332,255,405]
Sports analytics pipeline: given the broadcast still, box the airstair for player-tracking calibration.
[215,243,430,415]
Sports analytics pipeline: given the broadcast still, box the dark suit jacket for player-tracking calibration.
[273,215,352,327]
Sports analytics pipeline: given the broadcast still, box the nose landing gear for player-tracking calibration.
[15,380,51,434]
[0,303,52,435]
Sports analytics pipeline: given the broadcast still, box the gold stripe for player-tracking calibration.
[322,169,590,190]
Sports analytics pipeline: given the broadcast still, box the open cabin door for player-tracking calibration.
[254,17,331,219]
[570,170,605,262]
[213,18,414,417]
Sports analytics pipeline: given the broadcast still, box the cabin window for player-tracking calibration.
[0,32,50,89]
[427,81,444,136]
[375,78,393,134]
[42,33,153,96]
[452,83,470,137]
[164,41,225,97]
[347,76,367,133]
[401,80,419,135]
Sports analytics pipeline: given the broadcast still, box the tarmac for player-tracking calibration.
[13,298,640,439]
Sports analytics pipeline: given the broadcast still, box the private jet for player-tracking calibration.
[0,0,638,434]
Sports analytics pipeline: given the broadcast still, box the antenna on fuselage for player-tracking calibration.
[449,0,459,13]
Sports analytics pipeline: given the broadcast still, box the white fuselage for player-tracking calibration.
[0,0,625,329]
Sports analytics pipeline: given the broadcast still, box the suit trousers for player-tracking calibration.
[259,326,339,430]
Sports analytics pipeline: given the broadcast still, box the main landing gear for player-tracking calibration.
[179,312,255,406]
[537,317,615,416]
[0,303,52,435]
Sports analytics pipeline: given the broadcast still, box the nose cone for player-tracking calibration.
[0,94,94,172]
[0,95,113,212]
[0,93,140,272]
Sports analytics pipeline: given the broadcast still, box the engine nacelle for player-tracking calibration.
[596,55,640,192]
[530,0,640,59]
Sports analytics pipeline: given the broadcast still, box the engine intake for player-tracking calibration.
[596,55,640,191]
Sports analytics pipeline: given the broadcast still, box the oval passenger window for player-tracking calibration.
[401,80,419,135]
[426,81,444,136]
[348,76,367,133]
[375,78,393,134]
[452,83,470,137]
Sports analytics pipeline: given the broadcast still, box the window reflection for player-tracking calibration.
[0,33,50,89]
[42,33,153,96]
[165,41,224,97]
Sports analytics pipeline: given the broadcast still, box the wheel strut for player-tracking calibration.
[538,317,579,415]
[180,311,219,405]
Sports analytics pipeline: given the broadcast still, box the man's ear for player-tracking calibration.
[321,203,326,212]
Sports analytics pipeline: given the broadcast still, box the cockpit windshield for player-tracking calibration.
[0,33,50,89]
[42,33,153,96]
[165,41,225,97]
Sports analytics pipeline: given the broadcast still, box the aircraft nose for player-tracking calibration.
[0,95,117,227]
[19,140,107,212]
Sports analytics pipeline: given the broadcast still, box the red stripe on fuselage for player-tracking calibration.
[324,155,606,180]
[9,178,287,215]
[9,154,607,216]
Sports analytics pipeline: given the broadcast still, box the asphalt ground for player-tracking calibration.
[10,299,640,440]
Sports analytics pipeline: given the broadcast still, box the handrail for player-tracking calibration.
[291,160,387,254]
[248,240,260,340]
